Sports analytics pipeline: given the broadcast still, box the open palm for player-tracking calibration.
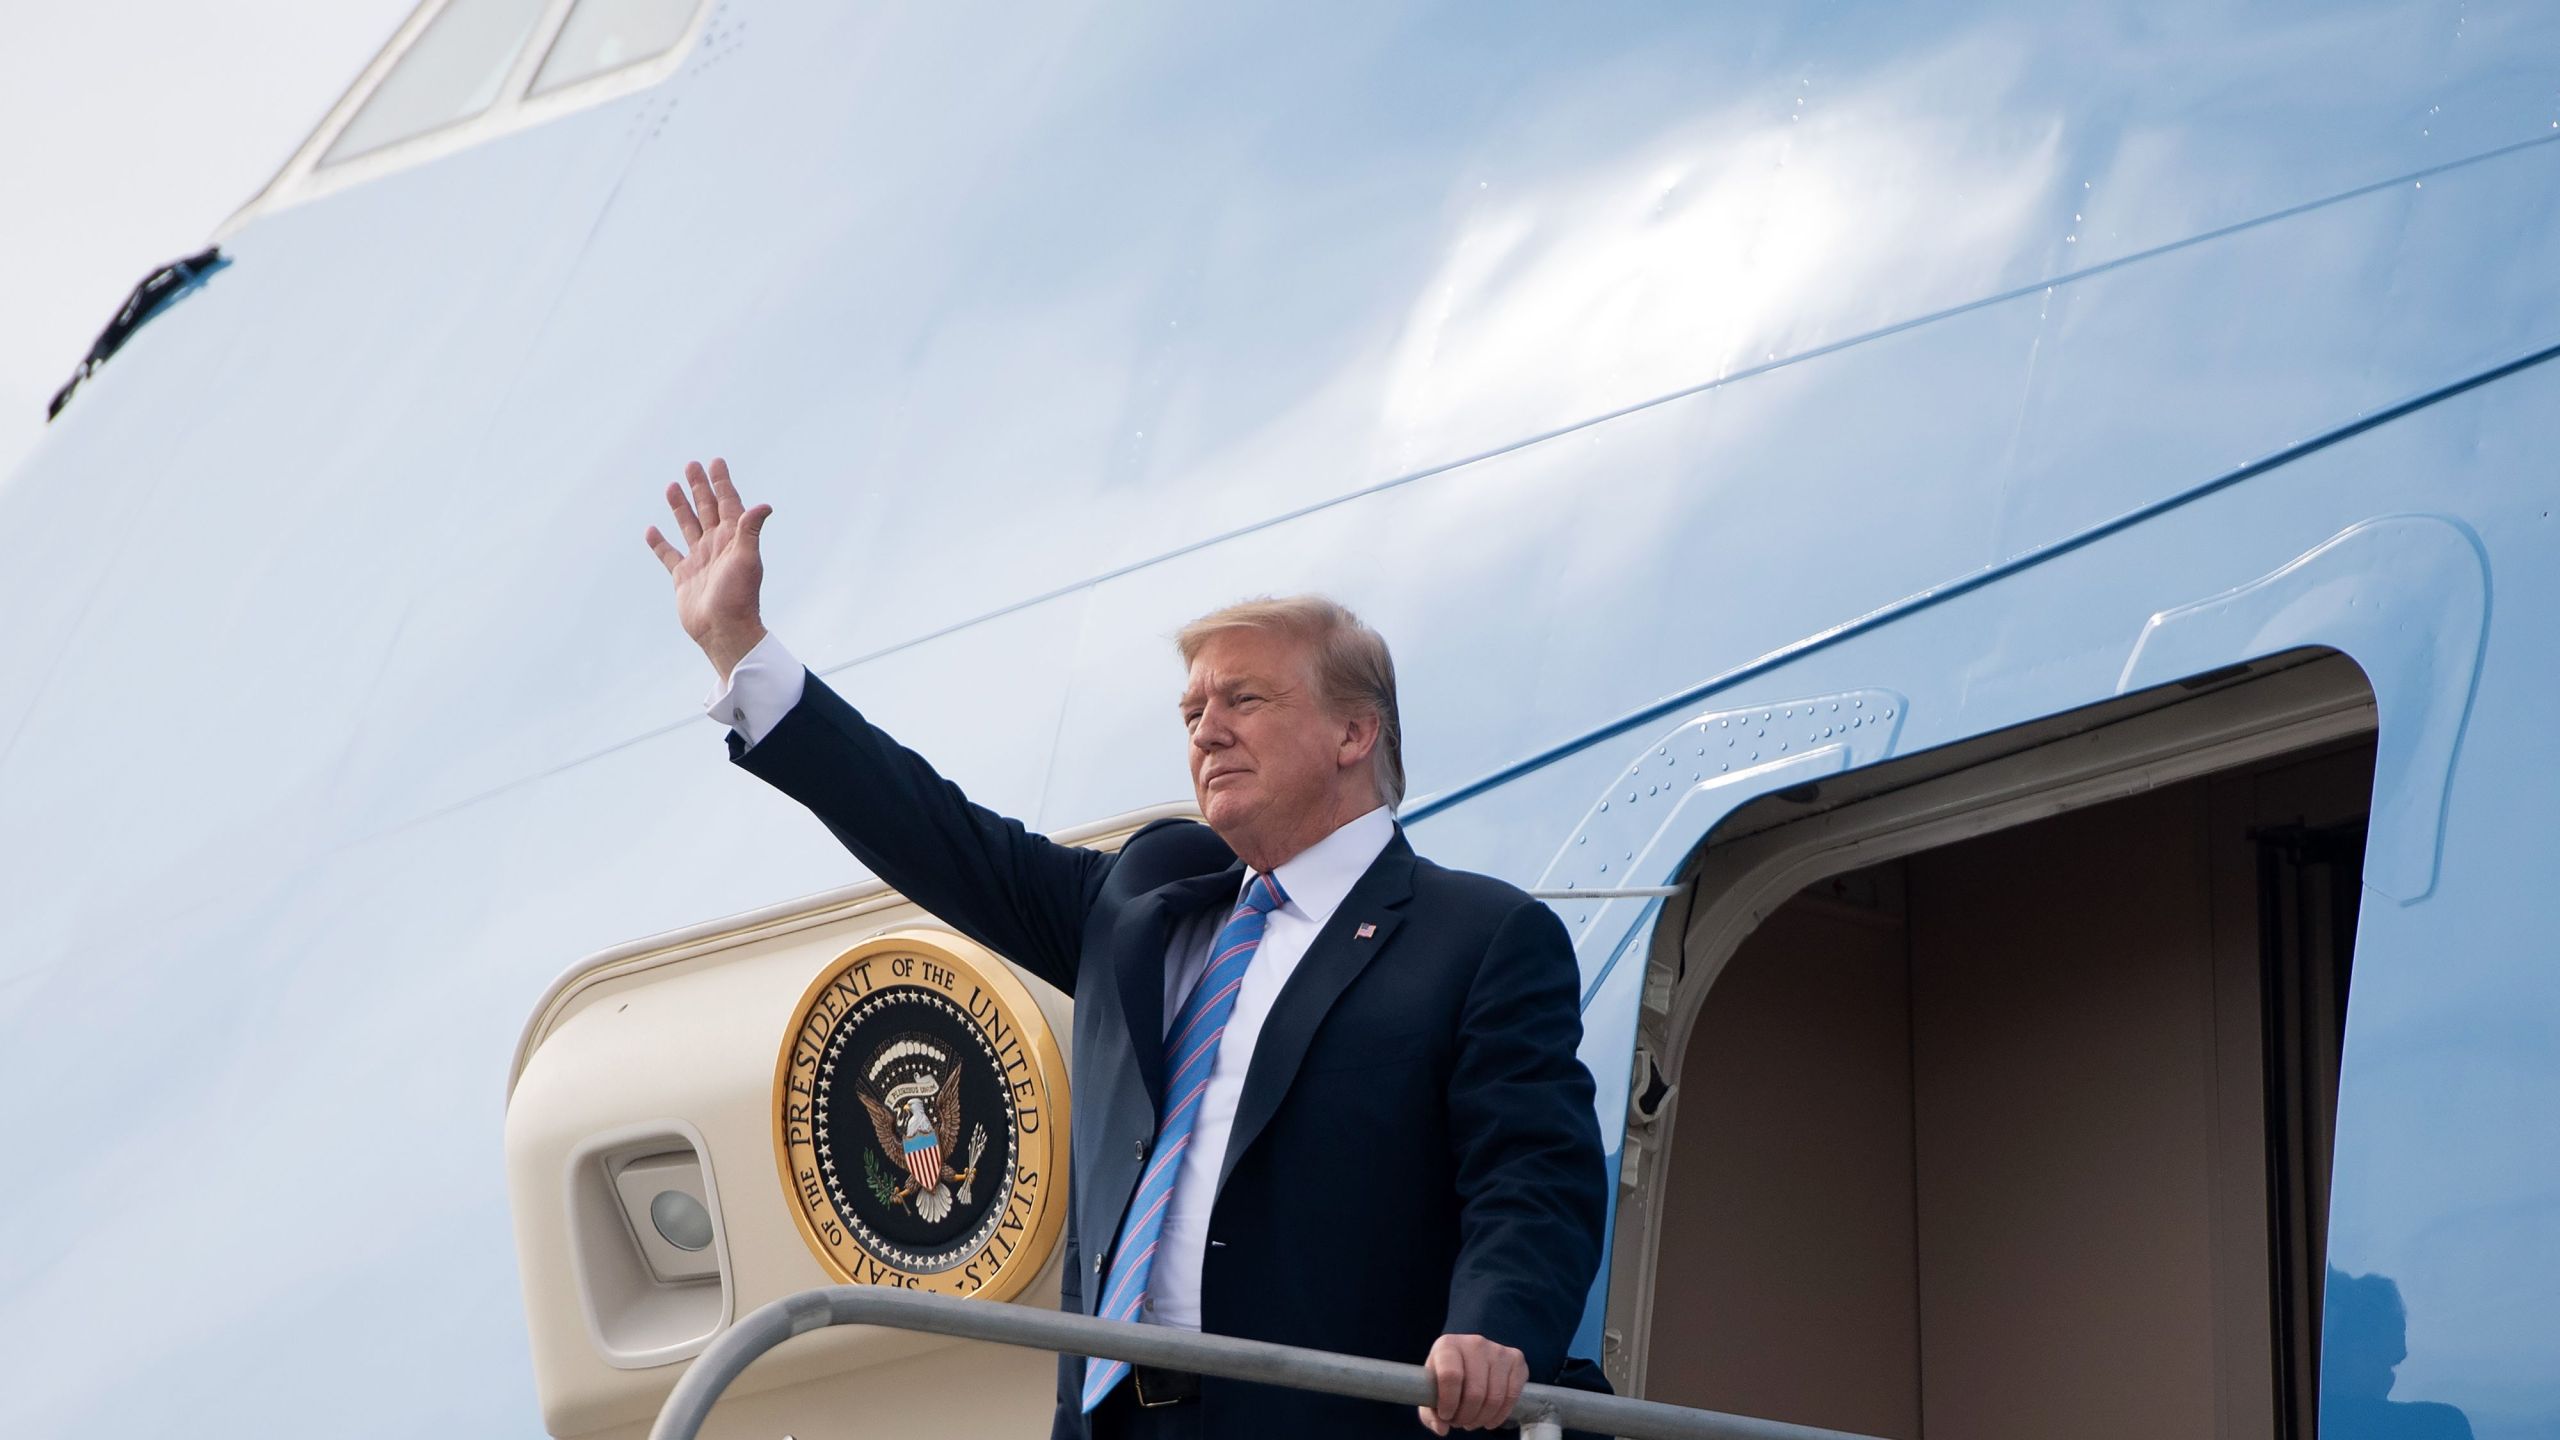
[645,457,774,675]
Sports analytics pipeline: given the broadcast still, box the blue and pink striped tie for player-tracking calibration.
[1080,870,1289,1412]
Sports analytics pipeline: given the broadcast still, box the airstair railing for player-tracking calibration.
[649,1286,1888,1440]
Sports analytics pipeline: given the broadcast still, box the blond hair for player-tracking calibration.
[1175,595,1405,809]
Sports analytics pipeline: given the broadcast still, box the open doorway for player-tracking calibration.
[1629,653,2374,1440]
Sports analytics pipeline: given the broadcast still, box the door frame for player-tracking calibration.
[1608,647,2378,1394]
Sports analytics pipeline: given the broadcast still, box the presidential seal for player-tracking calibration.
[773,929,1068,1298]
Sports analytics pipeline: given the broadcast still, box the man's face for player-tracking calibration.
[1178,627,1360,848]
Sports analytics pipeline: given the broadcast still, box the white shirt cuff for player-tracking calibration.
[702,630,808,750]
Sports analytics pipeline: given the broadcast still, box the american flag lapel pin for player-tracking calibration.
[1355,922,1377,940]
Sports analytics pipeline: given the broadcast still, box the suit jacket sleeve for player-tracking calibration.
[1440,897,1609,1382]
[725,665,1109,993]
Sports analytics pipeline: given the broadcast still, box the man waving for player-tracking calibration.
[648,458,1608,1438]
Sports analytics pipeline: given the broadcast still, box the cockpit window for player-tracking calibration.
[226,0,710,228]
[532,0,701,94]
[324,0,553,164]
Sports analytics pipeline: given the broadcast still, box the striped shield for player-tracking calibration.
[902,1131,942,1191]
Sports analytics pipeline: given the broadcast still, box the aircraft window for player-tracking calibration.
[531,0,701,94]
[323,0,553,165]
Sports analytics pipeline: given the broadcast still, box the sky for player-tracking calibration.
[0,1,418,483]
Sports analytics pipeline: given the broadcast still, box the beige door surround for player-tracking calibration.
[507,805,1192,1439]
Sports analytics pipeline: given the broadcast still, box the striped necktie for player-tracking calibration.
[1080,869,1289,1412]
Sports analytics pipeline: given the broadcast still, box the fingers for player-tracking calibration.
[1428,1342,1460,1432]
[657,458,761,573]
[666,476,703,545]
[1419,1337,1524,1431]
[707,456,742,527]
[1453,1344,1489,1430]
[685,461,721,536]
[1483,1348,1526,1430]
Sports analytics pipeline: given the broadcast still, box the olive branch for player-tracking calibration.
[862,1147,901,1207]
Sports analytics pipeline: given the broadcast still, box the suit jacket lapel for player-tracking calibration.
[1213,828,1416,1196]
[1117,862,1245,1112]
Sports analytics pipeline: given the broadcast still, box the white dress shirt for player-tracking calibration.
[1142,800,1393,1328]
[702,629,807,749]
[704,632,1398,1332]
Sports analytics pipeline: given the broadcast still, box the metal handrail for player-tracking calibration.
[648,1287,1887,1440]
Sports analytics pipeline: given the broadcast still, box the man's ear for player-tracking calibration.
[1336,707,1381,771]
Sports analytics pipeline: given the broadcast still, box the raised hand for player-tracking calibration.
[644,457,774,678]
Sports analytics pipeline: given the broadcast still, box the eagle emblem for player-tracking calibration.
[778,932,1070,1298]
[855,1036,986,1224]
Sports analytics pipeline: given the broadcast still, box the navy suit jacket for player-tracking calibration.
[727,667,1610,1439]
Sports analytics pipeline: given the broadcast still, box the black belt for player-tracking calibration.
[1132,1365,1201,1407]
